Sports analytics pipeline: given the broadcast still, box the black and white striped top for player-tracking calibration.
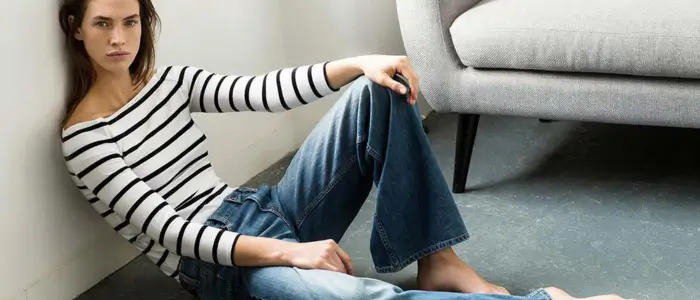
[61,62,337,277]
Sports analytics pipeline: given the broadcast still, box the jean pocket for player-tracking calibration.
[192,260,238,299]
[224,187,259,204]
[179,271,199,289]
[204,187,259,228]
[178,257,201,295]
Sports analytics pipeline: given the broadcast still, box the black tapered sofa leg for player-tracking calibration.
[452,113,480,193]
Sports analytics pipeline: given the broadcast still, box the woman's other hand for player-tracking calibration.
[282,239,354,275]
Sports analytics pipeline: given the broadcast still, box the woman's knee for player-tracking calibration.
[348,75,410,101]
[344,76,417,116]
[243,267,366,299]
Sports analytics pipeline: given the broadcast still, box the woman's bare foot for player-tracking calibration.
[416,248,509,295]
[544,287,634,300]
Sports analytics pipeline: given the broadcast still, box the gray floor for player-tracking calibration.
[76,113,700,300]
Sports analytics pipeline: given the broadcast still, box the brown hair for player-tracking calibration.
[58,0,160,126]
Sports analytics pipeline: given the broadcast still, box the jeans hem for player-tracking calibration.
[527,288,553,300]
[373,232,470,273]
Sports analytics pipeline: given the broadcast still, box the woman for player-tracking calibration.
[58,0,631,300]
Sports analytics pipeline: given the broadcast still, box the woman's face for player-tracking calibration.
[75,0,142,75]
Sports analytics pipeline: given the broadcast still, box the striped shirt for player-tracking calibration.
[61,62,338,278]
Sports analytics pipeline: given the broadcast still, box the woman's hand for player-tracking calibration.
[232,236,353,275]
[357,55,420,105]
[325,55,420,105]
[281,239,354,275]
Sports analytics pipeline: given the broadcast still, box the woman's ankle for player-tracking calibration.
[419,247,458,266]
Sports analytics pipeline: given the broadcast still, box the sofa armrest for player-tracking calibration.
[396,0,481,108]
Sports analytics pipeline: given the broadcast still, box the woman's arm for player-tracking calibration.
[63,130,340,271]
[182,62,338,114]
[182,55,421,114]
[63,131,268,267]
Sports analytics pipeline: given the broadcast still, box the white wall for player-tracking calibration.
[0,1,416,299]
[279,0,431,145]
[153,0,299,186]
[1,1,140,300]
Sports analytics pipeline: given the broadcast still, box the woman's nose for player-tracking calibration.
[109,28,126,46]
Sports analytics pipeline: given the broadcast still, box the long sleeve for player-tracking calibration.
[182,62,339,113]
[62,131,239,267]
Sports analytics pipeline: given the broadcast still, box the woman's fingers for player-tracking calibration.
[405,69,420,104]
[376,72,408,96]
[322,261,341,273]
[334,244,354,275]
[397,60,420,104]
[329,251,347,274]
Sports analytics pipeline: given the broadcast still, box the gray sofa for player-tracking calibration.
[396,0,700,193]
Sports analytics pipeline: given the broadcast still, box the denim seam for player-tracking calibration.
[296,152,359,231]
[356,132,367,145]
[373,213,400,267]
[529,288,553,300]
[245,194,297,236]
[374,232,471,273]
[364,139,398,268]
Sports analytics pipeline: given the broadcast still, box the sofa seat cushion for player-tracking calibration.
[450,0,700,79]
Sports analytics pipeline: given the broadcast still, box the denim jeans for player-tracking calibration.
[178,76,552,300]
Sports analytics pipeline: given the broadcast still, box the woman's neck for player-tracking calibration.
[92,69,141,110]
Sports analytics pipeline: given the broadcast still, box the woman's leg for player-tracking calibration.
[178,187,628,300]
[241,267,628,300]
[241,265,562,300]
[273,76,503,294]
[177,186,537,300]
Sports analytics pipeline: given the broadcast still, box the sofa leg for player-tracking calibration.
[453,113,480,193]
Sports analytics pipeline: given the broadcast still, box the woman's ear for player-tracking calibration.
[68,15,84,41]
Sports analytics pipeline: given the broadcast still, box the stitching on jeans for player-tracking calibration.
[365,145,393,266]
[366,145,384,165]
[296,152,358,230]
[535,288,554,300]
[374,213,399,267]
[356,133,367,145]
[375,233,470,273]
[244,195,297,236]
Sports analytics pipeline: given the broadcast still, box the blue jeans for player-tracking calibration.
[178,76,552,300]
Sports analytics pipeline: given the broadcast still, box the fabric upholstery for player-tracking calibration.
[449,0,700,79]
[396,0,700,129]
[396,0,481,111]
[437,68,700,128]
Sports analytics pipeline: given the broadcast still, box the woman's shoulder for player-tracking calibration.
[62,90,111,127]
[60,105,116,166]
[60,65,190,138]
[61,67,163,134]
[60,93,115,150]
[63,104,103,130]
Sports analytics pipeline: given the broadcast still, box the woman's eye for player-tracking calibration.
[126,20,138,26]
[95,21,108,27]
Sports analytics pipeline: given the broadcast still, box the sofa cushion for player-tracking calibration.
[450,0,700,79]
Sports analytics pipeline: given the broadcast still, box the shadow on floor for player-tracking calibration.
[526,122,700,183]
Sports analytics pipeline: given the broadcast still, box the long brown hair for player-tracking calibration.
[58,0,160,127]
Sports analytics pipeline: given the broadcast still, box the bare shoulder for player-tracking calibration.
[63,95,107,130]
